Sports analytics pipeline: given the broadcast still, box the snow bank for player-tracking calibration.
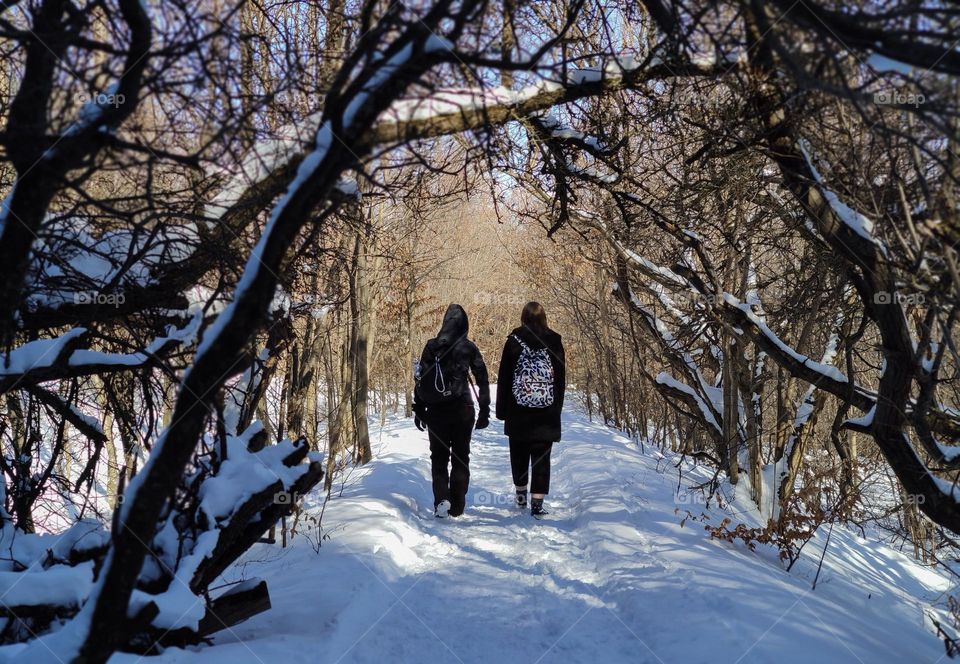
[0,562,94,608]
[118,398,954,663]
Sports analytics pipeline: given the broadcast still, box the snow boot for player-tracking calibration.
[515,488,528,509]
[531,498,548,519]
[435,499,451,518]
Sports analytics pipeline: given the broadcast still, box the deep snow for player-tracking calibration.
[110,400,954,664]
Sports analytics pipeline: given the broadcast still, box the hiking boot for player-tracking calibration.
[435,499,451,518]
[516,489,528,509]
[531,498,548,519]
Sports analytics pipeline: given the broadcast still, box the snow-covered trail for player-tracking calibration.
[123,403,955,664]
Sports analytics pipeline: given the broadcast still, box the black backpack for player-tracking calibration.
[415,340,469,405]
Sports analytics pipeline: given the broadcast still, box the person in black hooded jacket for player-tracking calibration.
[496,302,565,518]
[413,304,490,518]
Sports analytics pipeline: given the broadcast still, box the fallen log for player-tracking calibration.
[149,579,271,650]
[0,436,323,653]
[190,437,324,592]
[198,579,271,637]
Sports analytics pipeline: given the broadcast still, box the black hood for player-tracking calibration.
[437,304,469,345]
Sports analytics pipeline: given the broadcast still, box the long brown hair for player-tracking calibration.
[521,301,548,335]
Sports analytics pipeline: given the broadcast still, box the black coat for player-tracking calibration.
[414,304,490,417]
[496,326,566,441]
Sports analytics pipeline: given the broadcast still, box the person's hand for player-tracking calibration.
[475,411,489,430]
[415,416,426,432]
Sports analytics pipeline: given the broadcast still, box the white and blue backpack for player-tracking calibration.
[511,334,555,408]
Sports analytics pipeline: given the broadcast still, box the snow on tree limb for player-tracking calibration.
[208,53,730,235]
[13,16,475,663]
[0,0,152,347]
[19,53,732,337]
[601,217,960,455]
[24,385,106,446]
[741,13,960,532]
[655,371,722,434]
[0,313,202,394]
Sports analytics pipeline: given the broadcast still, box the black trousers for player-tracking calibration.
[426,403,475,515]
[509,438,553,495]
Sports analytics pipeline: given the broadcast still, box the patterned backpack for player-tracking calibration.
[511,334,555,408]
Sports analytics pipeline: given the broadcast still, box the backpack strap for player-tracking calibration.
[433,353,446,394]
[510,334,531,351]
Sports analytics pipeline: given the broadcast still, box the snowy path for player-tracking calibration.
[121,404,955,663]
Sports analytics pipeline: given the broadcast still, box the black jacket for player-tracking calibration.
[414,304,490,417]
[496,326,566,441]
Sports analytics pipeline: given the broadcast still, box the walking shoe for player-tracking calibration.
[531,498,548,519]
[515,489,528,509]
[435,499,451,518]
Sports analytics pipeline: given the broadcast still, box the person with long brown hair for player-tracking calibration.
[495,301,566,518]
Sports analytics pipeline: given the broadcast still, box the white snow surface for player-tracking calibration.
[798,141,888,256]
[0,327,86,374]
[94,398,955,664]
[725,294,850,384]
[0,562,94,608]
[27,220,198,310]
[655,371,721,433]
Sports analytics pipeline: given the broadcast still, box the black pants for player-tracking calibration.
[426,403,475,515]
[509,438,553,495]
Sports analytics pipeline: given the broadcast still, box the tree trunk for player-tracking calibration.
[721,333,740,484]
[403,287,416,418]
[778,390,827,518]
[737,353,762,506]
[348,228,373,465]
[96,378,118,501]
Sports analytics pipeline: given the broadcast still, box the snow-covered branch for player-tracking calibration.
[0,313,201,394]
[0,0,152,346]
[31,16,469,663]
